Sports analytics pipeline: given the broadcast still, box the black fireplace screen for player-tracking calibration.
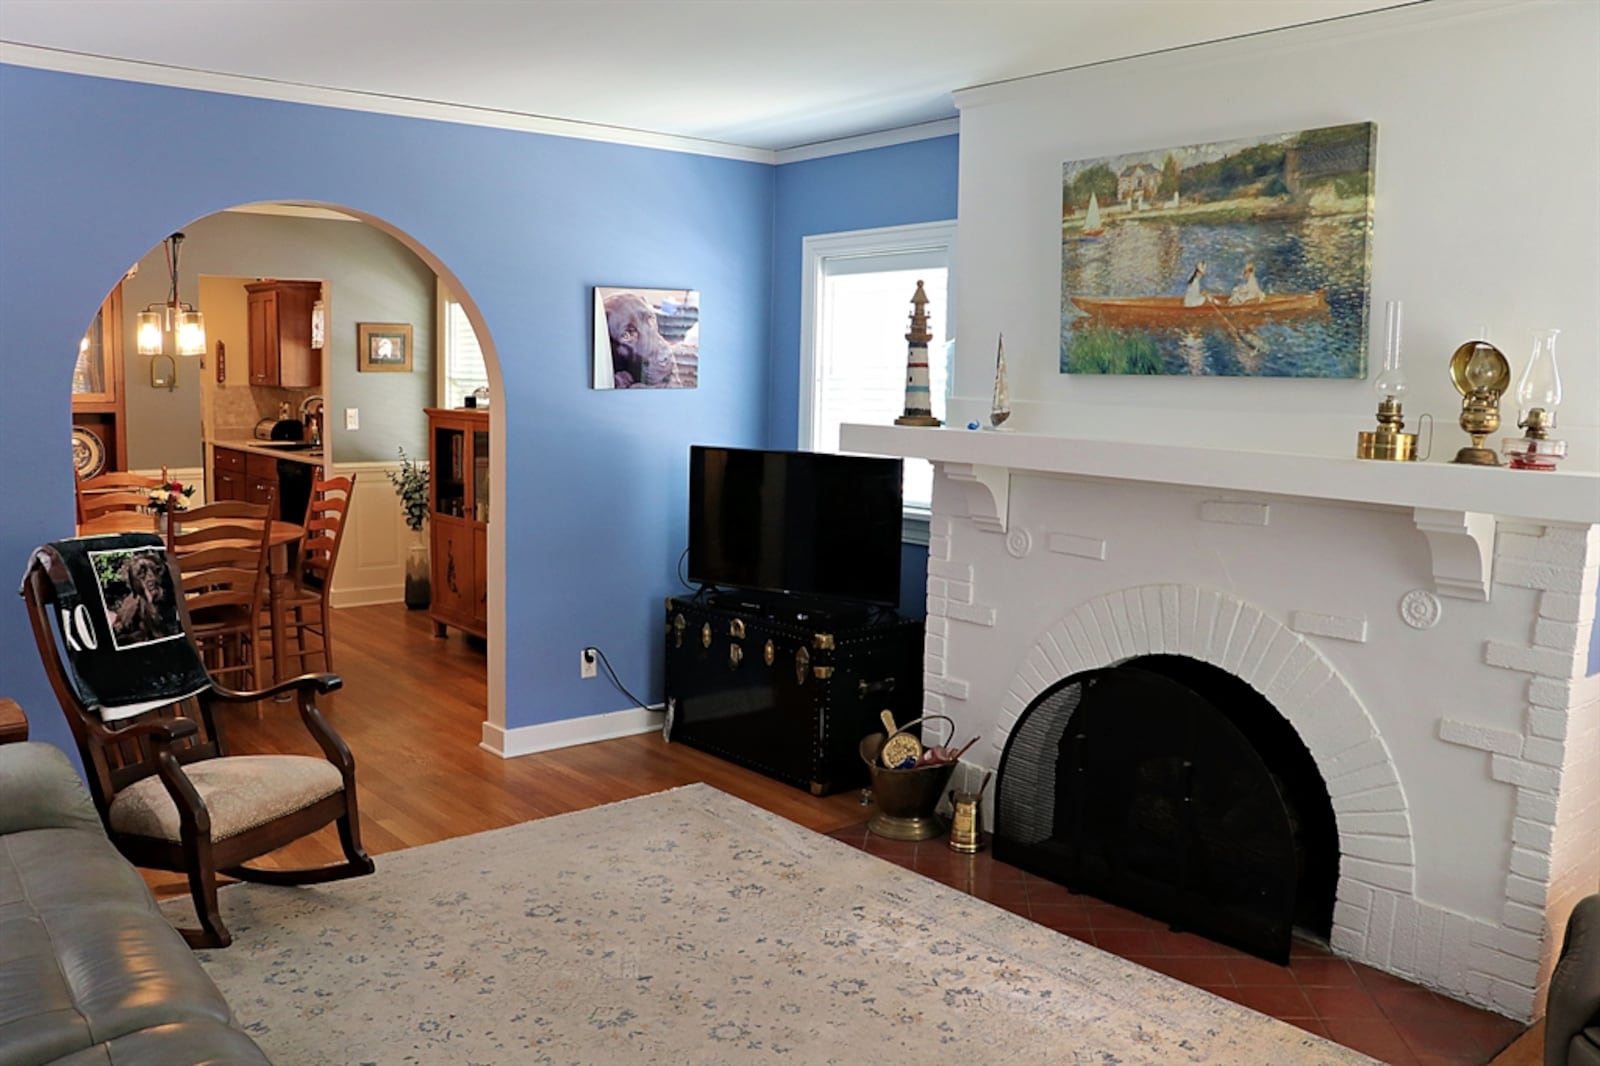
[994,655,1338,964]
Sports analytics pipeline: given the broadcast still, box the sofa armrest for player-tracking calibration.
[0,742,103,836]
[1547,895,1600,1066]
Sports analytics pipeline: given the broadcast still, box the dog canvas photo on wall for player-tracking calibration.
[592,287,699,389]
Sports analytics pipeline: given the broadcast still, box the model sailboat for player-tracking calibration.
[989,333,1012,430]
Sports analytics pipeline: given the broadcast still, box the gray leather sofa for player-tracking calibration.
[0,742,270,1065]
[1549,894,1600,1066]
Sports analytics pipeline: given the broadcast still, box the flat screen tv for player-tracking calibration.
[689,446,903,608]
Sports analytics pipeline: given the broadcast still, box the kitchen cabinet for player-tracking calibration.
[246,280,322,388]
[212,446,246,502]
[426,407,489,639]
[245,452,278,507]
[209,444,321,521]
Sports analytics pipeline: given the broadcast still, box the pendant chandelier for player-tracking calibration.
[135,232,206,357]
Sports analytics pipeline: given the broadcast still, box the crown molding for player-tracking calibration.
[774,118,960,165]
[0,42,778,164]
[952,0,1508,113]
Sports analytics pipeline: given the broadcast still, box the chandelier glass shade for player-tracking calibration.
[138,232,206,357]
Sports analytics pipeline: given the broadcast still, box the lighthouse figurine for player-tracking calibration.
[893,280,942,427]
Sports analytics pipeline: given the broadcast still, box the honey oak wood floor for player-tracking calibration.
[149,602,1540,1064]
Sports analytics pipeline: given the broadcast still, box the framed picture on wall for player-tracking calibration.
[357,322,413,373]
[1060,121,1375,378]
[592,286,699,389]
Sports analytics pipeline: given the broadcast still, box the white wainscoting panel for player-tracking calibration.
[330,461,412,608]
[131,467,206,506]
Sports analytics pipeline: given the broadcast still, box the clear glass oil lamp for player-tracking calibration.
[1504,328,1566,470]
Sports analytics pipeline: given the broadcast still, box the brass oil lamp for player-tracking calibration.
[1357,301,1423,461]
[1448,335,1511,466]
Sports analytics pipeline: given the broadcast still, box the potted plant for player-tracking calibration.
[387,447,430,609]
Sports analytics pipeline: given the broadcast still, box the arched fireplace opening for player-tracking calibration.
[993,654,1339,964]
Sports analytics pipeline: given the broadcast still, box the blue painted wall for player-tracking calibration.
[767,135,960,450]
[768,135,960,623]
[0,65,777,756]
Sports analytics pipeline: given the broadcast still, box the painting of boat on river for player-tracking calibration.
[1061,122,1375,377]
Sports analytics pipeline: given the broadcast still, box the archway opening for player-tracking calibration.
[64,202,505,742]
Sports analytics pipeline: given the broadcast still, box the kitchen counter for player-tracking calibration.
[210,438,326,466]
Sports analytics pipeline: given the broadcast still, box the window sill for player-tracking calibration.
[902,508,931,547]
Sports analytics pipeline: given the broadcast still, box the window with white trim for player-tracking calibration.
[440,294,488,408]
[799,222,955,535]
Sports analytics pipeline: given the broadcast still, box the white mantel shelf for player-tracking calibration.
[844,424,1599,601]
[842,424,1600,526]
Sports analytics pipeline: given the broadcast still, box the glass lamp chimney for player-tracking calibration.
[135,310,164,356]
[1517,329,1562,426]
[1374,301,1408,401]
[175,309,207,357]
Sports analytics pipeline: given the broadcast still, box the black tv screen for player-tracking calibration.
[689,446,903,607]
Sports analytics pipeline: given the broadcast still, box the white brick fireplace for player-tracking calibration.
[846,423,1599,1021]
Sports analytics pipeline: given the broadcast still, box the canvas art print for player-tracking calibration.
[593,287,699,389]
[1060,122,1375,377]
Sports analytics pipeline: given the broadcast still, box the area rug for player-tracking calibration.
[164,784,1374,1064]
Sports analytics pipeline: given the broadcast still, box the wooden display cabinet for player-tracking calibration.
[72,286,127,474]
[246,280,322,388]
[426,407,489,639]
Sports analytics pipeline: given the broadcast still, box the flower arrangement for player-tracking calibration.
[147,467,195,515]
[387,447,429,532]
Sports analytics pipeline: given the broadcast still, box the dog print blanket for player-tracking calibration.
[24,534,209,721]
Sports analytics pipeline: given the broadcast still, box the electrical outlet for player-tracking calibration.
[344,407,359,430]
[580,647,598,679]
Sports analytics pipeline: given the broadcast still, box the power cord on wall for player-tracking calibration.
[587,646,659,714]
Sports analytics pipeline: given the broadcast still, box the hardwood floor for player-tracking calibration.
[182,603,1539,1063]
[205,603,868,874]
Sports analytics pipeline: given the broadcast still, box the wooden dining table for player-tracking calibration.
[76,512,308,687]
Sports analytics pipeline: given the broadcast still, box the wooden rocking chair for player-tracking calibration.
[21,536,374,949]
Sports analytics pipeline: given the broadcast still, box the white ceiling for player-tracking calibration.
[0,0,1415,153]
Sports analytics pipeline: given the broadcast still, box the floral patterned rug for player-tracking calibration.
[166,784,1374,1064]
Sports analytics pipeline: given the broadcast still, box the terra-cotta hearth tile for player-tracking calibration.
[1290,955,1364,987]
[1091,928,1161,956]
[1321,1017,1423,1066]
[1227,954,1300,986]
[1222,982,1317,1019]
[1301,983,1387,1019]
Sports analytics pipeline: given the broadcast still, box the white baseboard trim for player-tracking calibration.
[331,585,405,609]
[480,705,663,758]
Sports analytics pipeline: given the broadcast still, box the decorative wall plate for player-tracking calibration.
[72,426,106,478]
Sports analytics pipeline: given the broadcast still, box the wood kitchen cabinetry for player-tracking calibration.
[210,445,320,520]
[246,280,322,388]
[426,407,489,639]
[212,446,246,503]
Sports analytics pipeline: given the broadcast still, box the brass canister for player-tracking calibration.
[947,787,986,853]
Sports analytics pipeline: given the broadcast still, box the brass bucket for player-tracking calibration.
[860,715,958,841]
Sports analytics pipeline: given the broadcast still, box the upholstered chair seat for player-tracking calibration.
[109,755,344,842]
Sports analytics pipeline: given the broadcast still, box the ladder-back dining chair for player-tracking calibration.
[20,533,374,949]
[168,497,276,695]
[276,474,356,674]
[77,471,164,522]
